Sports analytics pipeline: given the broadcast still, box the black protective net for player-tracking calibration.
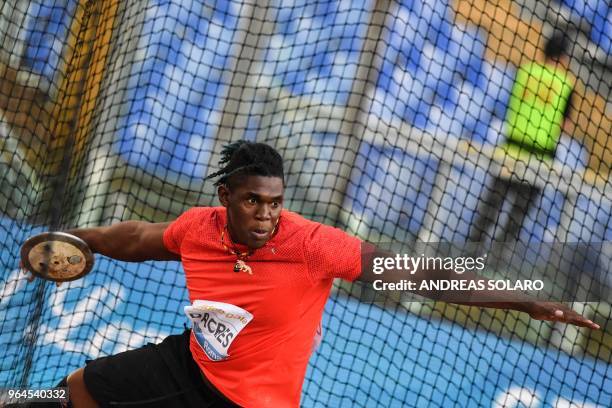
[0,0,611,406]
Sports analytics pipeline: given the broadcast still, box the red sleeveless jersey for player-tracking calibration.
[163,207,362,407]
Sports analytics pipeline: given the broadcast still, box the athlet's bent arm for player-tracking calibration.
[67,221,179,262]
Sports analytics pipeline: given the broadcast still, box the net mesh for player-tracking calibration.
[1,0,611,406]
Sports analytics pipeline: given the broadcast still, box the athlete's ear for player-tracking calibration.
[218,184,230,207]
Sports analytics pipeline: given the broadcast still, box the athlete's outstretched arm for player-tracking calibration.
[67,221,179,262]
[359,242,600,330]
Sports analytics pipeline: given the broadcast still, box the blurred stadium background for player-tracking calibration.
[0,0,611,406]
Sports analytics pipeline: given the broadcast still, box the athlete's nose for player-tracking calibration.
[254,203,272,221]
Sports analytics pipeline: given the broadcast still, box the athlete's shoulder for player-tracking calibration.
[278,209,320,231]
[174,206,223,228]
[164,207,220,251]
[278,210,358,241]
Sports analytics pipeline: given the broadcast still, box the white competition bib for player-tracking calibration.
[184,300,253,361]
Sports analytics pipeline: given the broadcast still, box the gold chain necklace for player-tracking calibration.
[220,227,254,275]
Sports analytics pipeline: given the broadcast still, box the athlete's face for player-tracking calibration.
[218,175,284,249]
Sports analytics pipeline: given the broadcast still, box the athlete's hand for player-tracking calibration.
[20,260,62,287]
[526,301,599,329]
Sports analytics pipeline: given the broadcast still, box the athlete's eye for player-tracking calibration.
[247,197,257,205]
[271,201,280,209]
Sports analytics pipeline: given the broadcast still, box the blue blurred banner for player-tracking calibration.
[117,0,241,178]
[115,0,373,180]
[22,0,78,82]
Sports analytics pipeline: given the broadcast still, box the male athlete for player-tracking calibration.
[23,141,598,407]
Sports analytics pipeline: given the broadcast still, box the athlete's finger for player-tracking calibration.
[552,308,600,329]
[564,313,599,329]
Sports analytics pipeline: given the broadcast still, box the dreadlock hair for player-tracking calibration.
[205,140,285,187]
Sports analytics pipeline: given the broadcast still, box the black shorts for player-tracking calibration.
[83,330,239,408]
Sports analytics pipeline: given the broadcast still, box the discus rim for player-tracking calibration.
[20,231,94,282]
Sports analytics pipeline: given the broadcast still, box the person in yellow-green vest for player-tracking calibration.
[468,33,574,245]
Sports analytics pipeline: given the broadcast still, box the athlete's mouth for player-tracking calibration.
[250,228,269,240]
